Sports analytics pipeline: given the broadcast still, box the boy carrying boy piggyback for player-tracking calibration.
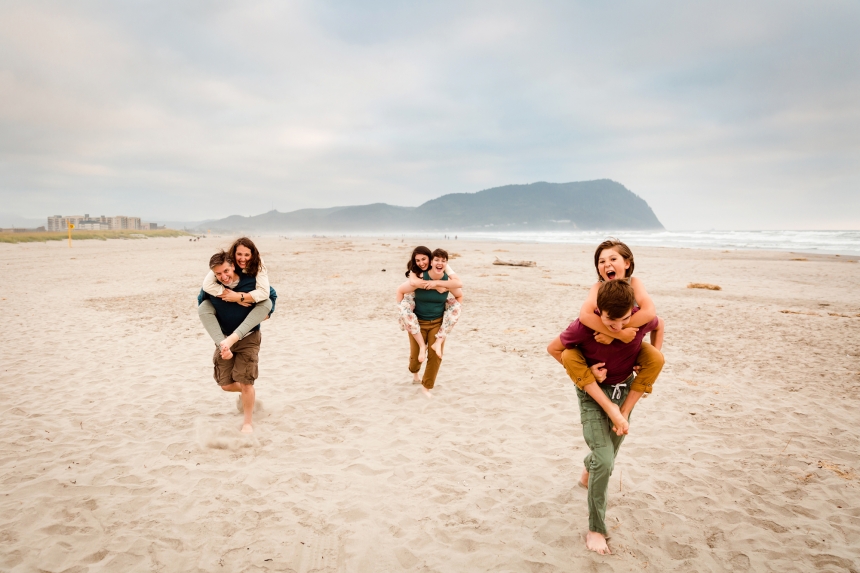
[547,279,664,555]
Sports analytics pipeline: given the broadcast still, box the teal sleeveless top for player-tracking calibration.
[413,271,449,321]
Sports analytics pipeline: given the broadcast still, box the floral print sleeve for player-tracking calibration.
[398,292,461,339]
[398,293,420,335]
[435,294,461,340]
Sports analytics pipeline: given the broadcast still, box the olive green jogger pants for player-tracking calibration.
[575,372,635,536]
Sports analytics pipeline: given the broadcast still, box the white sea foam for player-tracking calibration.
[371,230,860,255]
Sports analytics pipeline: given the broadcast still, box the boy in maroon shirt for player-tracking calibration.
[547,279,664,555]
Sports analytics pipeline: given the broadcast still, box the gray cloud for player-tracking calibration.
[1,0,858,229]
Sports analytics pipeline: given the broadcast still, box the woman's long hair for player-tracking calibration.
[228,237,262,277]
[405,246,433,278]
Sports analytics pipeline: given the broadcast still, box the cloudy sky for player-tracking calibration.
[1,0,858,229]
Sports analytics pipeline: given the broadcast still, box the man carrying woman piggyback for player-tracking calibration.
[396,247,464,397]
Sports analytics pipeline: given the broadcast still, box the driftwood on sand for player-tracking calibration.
[687,282,722,291]
[493,257,536,267]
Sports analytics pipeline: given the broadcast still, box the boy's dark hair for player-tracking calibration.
[594,238,635,281]
[406,246,433,278]
[596,279,636,320]
[209,250,232,269]
[228,237,262,277]
[431,248,449,261]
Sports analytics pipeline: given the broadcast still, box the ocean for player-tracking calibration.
[383,230,860,256]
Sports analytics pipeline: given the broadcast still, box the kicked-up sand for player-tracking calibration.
[1,235,859,572]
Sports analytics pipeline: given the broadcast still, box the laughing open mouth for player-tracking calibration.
[606,270,617,280]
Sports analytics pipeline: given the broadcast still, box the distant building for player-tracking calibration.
[47,214,148,231]
[77,219,110,231]
[48,214,89,231]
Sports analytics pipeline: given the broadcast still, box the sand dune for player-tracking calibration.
[1,236,858,572]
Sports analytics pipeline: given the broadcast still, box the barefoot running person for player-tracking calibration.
[397,247,463,372]
[198,237,272,359]
[547,279,664,555]
[197,249,276,434]
[401,248,461,395]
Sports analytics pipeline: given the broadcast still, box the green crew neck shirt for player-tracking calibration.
[413,271,449,321]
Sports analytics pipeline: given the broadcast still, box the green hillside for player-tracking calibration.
[199,180,663,232]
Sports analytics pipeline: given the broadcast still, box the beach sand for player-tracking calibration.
[1,236,859,572]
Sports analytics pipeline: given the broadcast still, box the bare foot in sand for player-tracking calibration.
[412,372,421,384]
[586,531,611,555]
[579,468,589,489]
[430,338,444,359]
[220,333,239,359]
[421,386,432,398]
[418,344,427,363]
[241,423,253,434]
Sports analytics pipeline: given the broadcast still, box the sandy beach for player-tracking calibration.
[1,235,859,572]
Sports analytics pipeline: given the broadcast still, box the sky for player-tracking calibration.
[1,0,858,230]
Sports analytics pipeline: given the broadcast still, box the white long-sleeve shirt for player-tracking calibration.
[202,260,270,302]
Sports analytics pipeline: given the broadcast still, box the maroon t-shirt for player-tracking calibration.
[559,310,659,386]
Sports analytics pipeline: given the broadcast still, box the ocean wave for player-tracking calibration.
[378,230,860,255]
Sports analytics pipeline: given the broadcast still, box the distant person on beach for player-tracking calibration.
[198,237,273,358]
[397,246,463,364]
[547,279,664,555]
[197,246,276,434]
[397,248,462,395]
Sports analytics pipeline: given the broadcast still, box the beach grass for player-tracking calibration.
[0,229,190,244]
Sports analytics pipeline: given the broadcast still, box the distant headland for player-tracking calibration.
[190,180,664,233]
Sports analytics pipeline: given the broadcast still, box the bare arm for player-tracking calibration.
[617,318,664,420]
[427,277,463,292]
[433,277,463,290]
[649,317,664,351]
[411,275,463,292]
[582,368,629,436]
[409,269,463,291]
[442,267,464,289]
[618,389,644,432]
[547,336,566,364]
[579,283,639,344]
[408,272,428,288]
[627,277,656,328]
[396,280,416,302]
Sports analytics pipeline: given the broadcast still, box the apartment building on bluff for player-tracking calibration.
[47,215,160,232]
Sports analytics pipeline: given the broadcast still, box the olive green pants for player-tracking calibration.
[576,372,635,536]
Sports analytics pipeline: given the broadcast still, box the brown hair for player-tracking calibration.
[596,279,635,320]
[208,250,232,269]
[228,237,262,277]
[431,248,449,261]
[593,238,635,281]
[406,246,433,278]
